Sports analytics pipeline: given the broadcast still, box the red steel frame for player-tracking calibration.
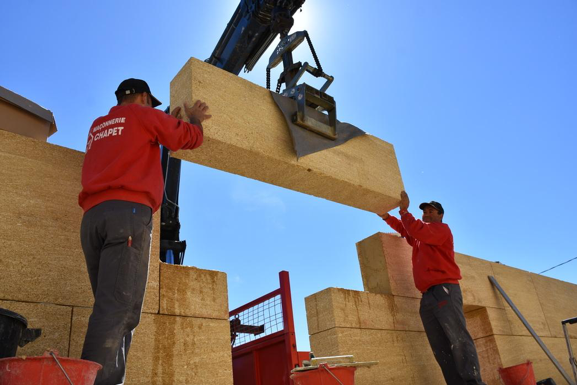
[229,271,305,385]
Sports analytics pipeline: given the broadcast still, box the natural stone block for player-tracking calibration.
[310,328,445,385]
[170,57,404,214]
[305,288,395,335]
[0,129,160,314]
[456,252,503,309]
[466,307,512,340]
[492,264,550,337]
[494,335,577,385]
[356,233,420,298]
[0,300,72,357]
[531,273,577,338]
[159,263,228,319]
[70,307,233,385]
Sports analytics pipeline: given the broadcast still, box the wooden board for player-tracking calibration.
[170,58,404,214]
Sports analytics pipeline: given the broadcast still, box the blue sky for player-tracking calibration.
[2,0,576,352]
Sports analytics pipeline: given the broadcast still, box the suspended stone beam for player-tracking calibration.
[170,58,403,214]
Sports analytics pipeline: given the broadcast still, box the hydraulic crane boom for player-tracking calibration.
[160,0,341,265]
[206,0,306,75]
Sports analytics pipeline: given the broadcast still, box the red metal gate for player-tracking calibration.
[229,271,308,385]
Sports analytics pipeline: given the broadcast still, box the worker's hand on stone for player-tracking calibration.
[378,212,390,220]
[170,106,183,120]
[184,100,212,124]
[400,190,410,211]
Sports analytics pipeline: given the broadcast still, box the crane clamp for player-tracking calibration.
[267,30,338,141]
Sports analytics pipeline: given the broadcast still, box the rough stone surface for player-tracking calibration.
[310,328,446,385]
[159,262,228,319]
[356,233,421,298]
[495,335,577,385]
[305,288,395,335]
[492,263,551,337]
[531,273,577,339]
[0,300,72,357]
[0,129,160,314]
[70,307,233,385]
[170,57,404,214]
[309,231,577,384]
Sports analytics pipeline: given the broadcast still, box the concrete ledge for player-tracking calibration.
[159,263,228,319]
[170,58,404,214]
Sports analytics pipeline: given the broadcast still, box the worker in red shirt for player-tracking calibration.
[78,78,211,384]
[380,191,486,385]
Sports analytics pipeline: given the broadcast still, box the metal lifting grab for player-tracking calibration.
[266,30,337,140]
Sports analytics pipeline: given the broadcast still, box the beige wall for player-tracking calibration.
[0,130,232,385]
[306,232,577,385]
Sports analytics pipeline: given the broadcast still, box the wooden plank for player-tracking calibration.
[170,58,404,214]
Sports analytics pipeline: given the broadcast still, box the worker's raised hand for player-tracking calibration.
[377,212,390,220]
[170,106,183,120]
[184,100,212,124]
[400,191,410,211]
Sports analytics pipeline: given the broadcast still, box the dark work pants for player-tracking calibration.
[80,200,152,385]
[420,284,486,385]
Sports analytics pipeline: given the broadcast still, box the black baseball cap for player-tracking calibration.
[419,201,444,214]
[115,78,161,107]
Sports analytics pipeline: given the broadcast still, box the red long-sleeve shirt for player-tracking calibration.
[384,211,461,292]
[78,103,203,213]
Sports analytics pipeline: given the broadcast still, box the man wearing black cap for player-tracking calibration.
[78,78,211,384]
[379,191,485,385]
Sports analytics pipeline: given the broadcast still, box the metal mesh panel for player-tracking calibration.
[230,294,284,347]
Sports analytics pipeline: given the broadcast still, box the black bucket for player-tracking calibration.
[0,308,42,358]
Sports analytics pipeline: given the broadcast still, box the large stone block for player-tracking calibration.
[473,335,503,385]
[310,328,445,385]
[170,58,404,214]
[0,300,72,357]
[531,273,577,338]
[494,335,577,385]
[466,307,512,340]
[456,252,503,309]
[159,263,228,319]
[0,130,160,313]
[356,233,420,298]
[305,288,395,335]
[0,130,90,307]
[492,264,550,337]
[70,307,233,385]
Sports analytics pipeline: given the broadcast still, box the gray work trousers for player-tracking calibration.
[80,200,152,385]
[420,284,486,385]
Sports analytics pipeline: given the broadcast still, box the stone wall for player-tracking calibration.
[0,130,233,385]
[306,232,577,385]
